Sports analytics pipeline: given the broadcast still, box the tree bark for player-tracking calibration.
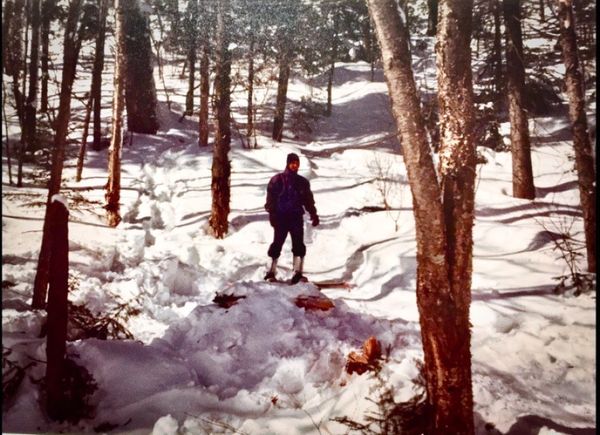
[91,0,108,151]
[434,0,476,431]
[209,0,231,238]
[32,0,82,309]
[492,0,503,105]
[45,197,69,421]
[557,0,596,273]
[247,36,255,147]
[427,0,438,36]
[106,0,126,228]
[368,0,475,433]
[503,0,535,199]
[272,48,291,142]
[76,92,93,182]
[23,0,41,152]
[122,0,159,134]
[198,0,210,147]
[40,0,55,113]
[184,0,198,116]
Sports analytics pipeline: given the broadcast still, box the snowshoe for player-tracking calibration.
[290,272,307,285]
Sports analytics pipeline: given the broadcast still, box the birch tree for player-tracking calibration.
[367,0,476,432]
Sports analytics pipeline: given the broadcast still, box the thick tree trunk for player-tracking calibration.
[503,0,535,199]
[122,0,159,134]
[40,0,55,113]
[272,49,291,142]
[44,197,69,421]
[199,45,210,146]
[209,0,231,238]
[106,0,126,228]
[557,0,596,273]
[368,0,475,433]
[23,0,41,152]
[434,0,476,431]
[32,0,82,309]
[91,0,108,151]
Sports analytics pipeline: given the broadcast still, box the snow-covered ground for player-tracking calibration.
[2,49,596,435]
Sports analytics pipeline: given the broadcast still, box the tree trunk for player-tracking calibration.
[209,0,231,238]
[91,0,108,151]
[3,84,14,185]
[40,0,55,113]
[198,0,210,147]
[503,0,535,199]
[492,0,503,106]
[426,0,438,36]
[247,36,255,147]
[76,92,93,182]
[184,0,198,116]
[326,61,334,117]
[272,49,291,142]
[23,0,41,152]
[557,0,596,273]
[368,0,475,433]
[199,44,210,146]
[122,0,159,134]
[539,0,545,22]
[32,0,82,309]
[434,0,476,431]
[106,0,126,228]
[185,44,196,116]
[44,197,69,421]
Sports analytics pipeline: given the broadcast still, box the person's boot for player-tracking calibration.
[290,256,305,284]
[264,258,278,281]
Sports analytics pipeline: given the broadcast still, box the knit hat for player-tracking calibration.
[286,153,300,165]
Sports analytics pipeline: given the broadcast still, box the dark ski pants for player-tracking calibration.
[268,215,306,259]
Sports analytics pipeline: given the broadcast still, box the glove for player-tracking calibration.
[269,213,277,227]
[311,214,319,227]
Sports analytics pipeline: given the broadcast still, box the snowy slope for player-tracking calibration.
[2,54,596,435]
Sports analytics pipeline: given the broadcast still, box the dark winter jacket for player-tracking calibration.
[265,168,317,222]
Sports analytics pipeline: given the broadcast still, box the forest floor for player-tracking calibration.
[2,51,596,434]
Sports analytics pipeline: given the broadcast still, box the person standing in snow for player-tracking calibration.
[264,153,319,283]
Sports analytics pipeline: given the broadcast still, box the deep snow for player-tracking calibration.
[2,32,596,435]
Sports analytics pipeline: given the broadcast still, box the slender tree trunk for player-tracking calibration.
[106,0,126,228]
[326,61,334,117]
[209,0,231,238]
[23,0,40,152]
[32,0,82,309]
[272,49,291,142]
[40,0,54,113]
[3,84,14,185]
[539,0,545,22]
[17,0,30,187]
[247,36,255,147]
[198,0,210,148]
[76,92,93,182]
[44,197,69,421]
[492,0,503,105]
[427,0,438,35]
[185,44,196,115]
[503,0,535,199]
[91,0,108,151]
[368,0,476,433]
[557,0,596,273]
[122,0,159,134]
